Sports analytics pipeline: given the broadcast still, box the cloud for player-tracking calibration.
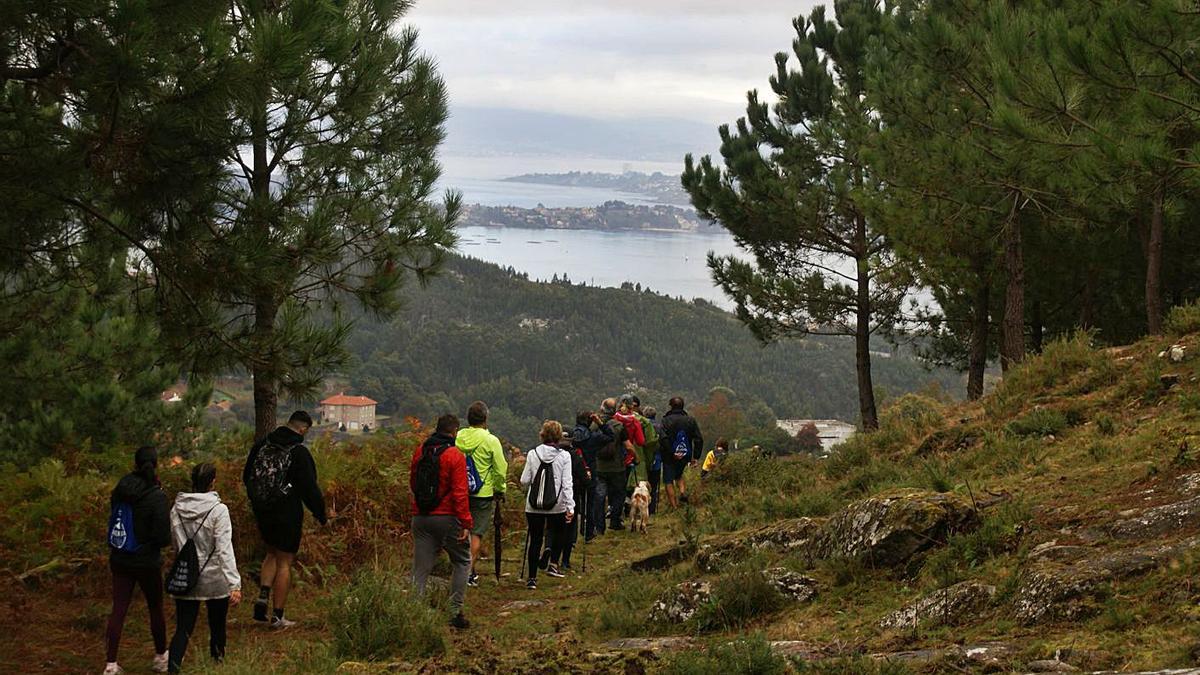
[405,1,822,123]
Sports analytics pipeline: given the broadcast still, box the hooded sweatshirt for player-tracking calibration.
[109,472,170,569]
[409,431,474,530]
[242,426,327,526]
[520,443,575,515]
[454,426,508,499]
[169,491,241,600]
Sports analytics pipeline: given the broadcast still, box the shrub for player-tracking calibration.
[329,568,446,660]
[1005,408,1068,438]
[921,502,1030,585]
[987,333,1108,418]
[662,634,789,675]
[1167,302,1200,336]
[1095,413,1117,436]
[824,438,872,480]
[694,566,786,631]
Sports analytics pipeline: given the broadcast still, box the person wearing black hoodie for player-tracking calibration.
[242,410,327,629]
[104,446,171,675]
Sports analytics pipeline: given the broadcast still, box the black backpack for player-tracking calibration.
[248,440,296,507]
[527,449,560,511]
[413,443,448,515]
[165,506,217,596]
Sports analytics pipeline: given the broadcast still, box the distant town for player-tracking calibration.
[460,200,721,233]
[502,170,692,206]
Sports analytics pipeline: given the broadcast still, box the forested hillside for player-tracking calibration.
[343,255,958,445]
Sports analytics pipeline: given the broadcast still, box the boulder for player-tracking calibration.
[1014,538,1199,623]
[1108,496,1200,540]
[1027,660,1080,672]
[820,490,979,568]
[1028,543,1092,563]
[763,568,818,603]
[648,581,711,624]
[696,517,825,572]
[879,581,996,630]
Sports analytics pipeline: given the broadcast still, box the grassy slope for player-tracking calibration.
[5,312,1200,673]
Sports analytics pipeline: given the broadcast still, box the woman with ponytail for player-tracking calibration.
[104,446,171,674]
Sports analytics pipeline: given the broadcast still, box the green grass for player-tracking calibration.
[329,566,447,660]
[662,634,790,675]
[1005,407,1069,438]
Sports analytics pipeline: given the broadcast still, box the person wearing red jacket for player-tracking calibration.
[410,414,474,630]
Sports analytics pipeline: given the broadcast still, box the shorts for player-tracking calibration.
[469,496,494,538]
[254,511,302,554]
[662,456,689,484]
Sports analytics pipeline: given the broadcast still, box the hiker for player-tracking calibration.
[627,396,657,500]
[659,397,703,508]
[167,463,241,673]
[242,410,327,629]
[643,405,663,514]
[454,401,508,588]
[521,420,575,589]
[547,430,591,572]
[410,414,473,629]
[571,410,612,541]
[104,446,171,675]
[701,438,730,479]
[594,398,631,533]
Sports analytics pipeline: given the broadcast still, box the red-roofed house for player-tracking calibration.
[320,393,378,431]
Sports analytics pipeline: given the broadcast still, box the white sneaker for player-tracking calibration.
[102,664,124,675]
[270,615,297,630]
[151,652,168,673]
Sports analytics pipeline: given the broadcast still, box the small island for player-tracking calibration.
[502,171,692,206]
[460,200,721,233]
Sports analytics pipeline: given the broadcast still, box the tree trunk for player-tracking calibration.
[252,304,279,441]
[1001,216,1025,370]
[1145,184,1165,335]
[1030,299,1044,354]
[251,102,275,441]
[966,257,990,401]
[854,216,878,431]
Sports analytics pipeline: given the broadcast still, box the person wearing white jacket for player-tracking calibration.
[520,420,574,589]
[167,464,241,673]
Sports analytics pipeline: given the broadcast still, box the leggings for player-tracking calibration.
[168,598,230,672]
[525,512,566,580]
[106,563,167,662]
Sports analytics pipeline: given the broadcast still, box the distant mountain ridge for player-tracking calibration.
[442,106,718,162]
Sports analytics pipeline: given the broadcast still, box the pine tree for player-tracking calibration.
[146,0,460,438]
[683,0,907,430]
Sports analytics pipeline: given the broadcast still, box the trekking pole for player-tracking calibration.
[581,488,588,574]
[520,527,530,580]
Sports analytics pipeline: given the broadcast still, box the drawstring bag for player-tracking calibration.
[165,507,217,596]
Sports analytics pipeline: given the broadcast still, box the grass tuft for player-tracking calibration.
[329,567,447,661]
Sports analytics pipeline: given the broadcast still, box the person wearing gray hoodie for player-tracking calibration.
[167,464,241,673]
[520,420,574,589]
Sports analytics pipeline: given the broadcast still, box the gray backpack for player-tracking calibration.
[248,441,296,507]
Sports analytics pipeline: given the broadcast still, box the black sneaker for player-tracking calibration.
[538,551,551,571]
[680,494,690,505]
[546,564,565,578]
[253,600,268,622]
[449,613,470,630]
[584,535,596,543]
[610,523,626,531]
[467,572,479,588]
[526,578,537,590]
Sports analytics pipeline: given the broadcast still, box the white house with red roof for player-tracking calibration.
[320,393,378,431]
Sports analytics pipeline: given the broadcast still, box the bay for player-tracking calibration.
[455,225,742,308]
[440,154,685,208]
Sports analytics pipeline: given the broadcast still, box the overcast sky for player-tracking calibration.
[406,1,823,125]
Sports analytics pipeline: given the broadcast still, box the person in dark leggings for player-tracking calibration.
[167,463,242,673]
[105,446,171,675]
[520,421,575,589]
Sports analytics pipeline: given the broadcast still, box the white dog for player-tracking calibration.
[630,481,651,533]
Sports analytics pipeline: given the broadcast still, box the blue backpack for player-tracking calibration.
[465,454,484,495]
[108,502,140,553]
[671,428,691,461]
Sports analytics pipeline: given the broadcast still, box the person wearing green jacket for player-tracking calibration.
[455,401,509,587]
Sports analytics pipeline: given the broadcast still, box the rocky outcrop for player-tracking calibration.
[879,581,996,630]
[1015,538,1200,623]
[1107,496,1200,540]
[648,570,818,624]
[648,581,711,624]
[696,517,825,572]
[697,490,978,573]
[820,490,979,568]
[763,568,819,603]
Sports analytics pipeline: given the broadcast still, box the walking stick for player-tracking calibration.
[493,496,502,583]
[581,486,588,573]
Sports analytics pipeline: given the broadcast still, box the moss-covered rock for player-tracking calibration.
[696,517,825,572]
[819,490,979,568]
[879,581,996,630]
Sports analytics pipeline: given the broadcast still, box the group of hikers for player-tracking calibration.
[101,396,705,673]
